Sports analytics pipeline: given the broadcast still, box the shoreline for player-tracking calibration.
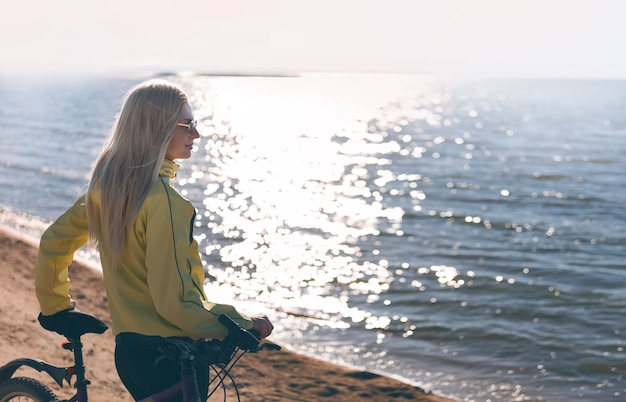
[0,227,455,401]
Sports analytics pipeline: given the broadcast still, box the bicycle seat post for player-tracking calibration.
[67,335,90,401]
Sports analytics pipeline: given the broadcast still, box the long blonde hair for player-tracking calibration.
[86,79,188,266]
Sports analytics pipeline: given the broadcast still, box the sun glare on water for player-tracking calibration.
[175,74,424,326]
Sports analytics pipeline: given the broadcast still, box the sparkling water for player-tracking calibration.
[1,73,624,401]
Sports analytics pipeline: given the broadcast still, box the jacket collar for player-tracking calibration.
[160,159,180,179]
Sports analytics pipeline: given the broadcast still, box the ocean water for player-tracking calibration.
[1,73,624,401]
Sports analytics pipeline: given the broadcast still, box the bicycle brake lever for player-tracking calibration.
[248,327,281,351]
[218,314,260,351]
[262,342,281,351]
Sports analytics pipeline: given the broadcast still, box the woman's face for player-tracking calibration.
[165,103,199,161]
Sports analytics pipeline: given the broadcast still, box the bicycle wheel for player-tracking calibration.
[0,377,58,402]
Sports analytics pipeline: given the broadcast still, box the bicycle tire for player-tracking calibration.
[0,377,58,402]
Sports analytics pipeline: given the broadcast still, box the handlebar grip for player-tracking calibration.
[218,314,260,350]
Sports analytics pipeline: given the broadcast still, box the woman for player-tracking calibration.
[35,79,274,400]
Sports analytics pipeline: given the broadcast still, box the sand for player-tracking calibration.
[0,227,454,401]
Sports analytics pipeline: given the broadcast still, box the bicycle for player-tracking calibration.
[0,311,280,402]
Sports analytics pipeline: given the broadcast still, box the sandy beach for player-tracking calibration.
[0,227,454,402]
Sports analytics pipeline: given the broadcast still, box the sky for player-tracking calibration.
[1,0,624,79]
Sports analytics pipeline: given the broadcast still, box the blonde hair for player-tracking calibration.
[87,79,188,266]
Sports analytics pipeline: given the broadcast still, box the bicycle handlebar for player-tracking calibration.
[218,314,262,351]
[157,314,280,369]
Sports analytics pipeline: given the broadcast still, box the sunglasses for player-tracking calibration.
[176,120,198,134]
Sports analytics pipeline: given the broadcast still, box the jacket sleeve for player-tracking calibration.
[144,182,252,339]
[35,195,89,315]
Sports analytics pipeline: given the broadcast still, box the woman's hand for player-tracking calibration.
[250,315,274,338]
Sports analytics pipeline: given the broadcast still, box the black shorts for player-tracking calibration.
[114,332,209,401]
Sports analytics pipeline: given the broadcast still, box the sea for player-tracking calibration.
[0,72,624,402]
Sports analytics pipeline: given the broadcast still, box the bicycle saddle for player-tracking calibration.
[38,309,108,338]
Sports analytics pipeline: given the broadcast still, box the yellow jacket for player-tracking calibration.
[35,159,252,339]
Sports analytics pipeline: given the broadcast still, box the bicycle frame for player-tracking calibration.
[0,335,89,402]
[0,336,219,402]
[0,313,280,402]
